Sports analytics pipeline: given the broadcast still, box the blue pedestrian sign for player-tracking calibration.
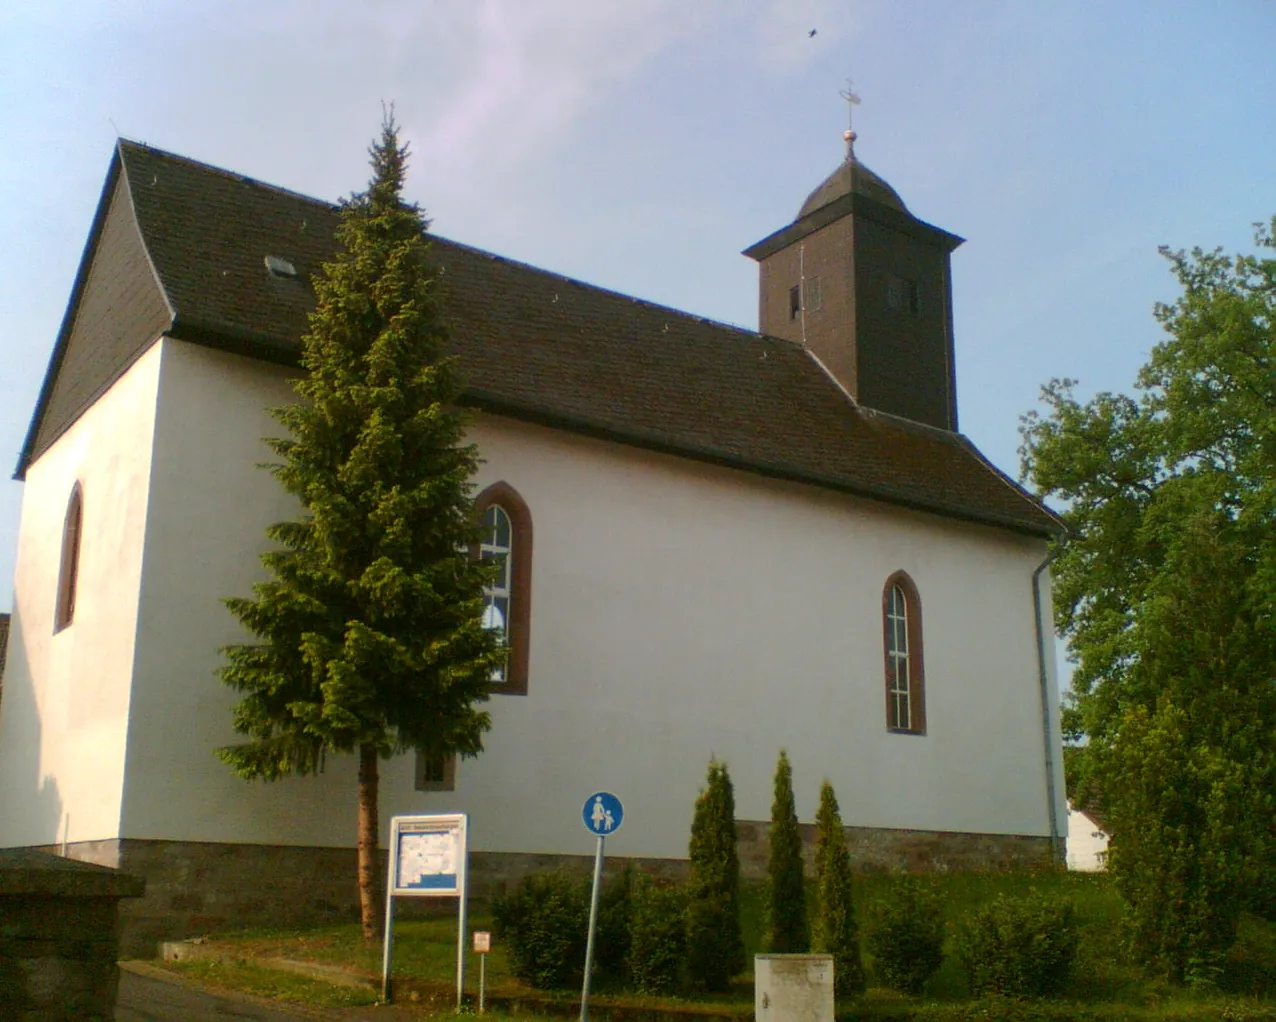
[582,792,624,836]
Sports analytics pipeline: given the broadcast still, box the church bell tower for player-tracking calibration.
[743,124,964,431]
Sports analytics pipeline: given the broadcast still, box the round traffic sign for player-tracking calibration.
[582,792,624,836]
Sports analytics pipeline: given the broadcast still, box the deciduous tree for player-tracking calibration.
[1020,218,1276,976]
[218,114,501,939]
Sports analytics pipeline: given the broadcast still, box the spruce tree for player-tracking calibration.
[217,114,501,940]
[685,758,746,991]
[766,749,809,953]
[814,780,865,996]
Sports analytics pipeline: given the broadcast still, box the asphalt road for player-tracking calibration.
[115,968,356,1021]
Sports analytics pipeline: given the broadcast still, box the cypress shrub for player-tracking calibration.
[813,780,865,997]
[628,877,688,995]
[766,749,809,953]
[685,758,746,991]
[954,892,1078,998]
[865,876,945,995]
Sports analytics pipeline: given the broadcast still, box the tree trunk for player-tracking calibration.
[358,743,383,940]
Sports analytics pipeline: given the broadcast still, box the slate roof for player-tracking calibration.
[20,140,1060,537]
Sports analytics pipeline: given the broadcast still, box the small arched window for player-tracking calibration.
[474,482,532,695]
[55,484,84,632]
[883,571,925,733]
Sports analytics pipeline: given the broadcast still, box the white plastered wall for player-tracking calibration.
[119,338,1064,860]
[0,342,163,847]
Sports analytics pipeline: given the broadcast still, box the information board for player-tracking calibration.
[389,814,467,897]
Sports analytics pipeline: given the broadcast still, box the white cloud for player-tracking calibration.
[403,1,711,197]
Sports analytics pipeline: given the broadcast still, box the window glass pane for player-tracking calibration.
[493,506,510,548]
[482,598,507,632]
[480,505,499,540]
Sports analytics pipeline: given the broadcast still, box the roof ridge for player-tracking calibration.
[435,234,768,343]
[119,138,767,346]
[118,138,339,212]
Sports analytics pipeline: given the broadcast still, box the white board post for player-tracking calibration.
[382,813,468,1007]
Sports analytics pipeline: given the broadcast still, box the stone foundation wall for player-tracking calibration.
[50,823,1057,957]
[735,821,1057,877]
[0,849,144,1021]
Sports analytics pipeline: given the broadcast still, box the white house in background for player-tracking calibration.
[1066,804,1110,871]
[0,137,1066,949]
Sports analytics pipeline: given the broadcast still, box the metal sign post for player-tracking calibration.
[382,814,468,1007]
[474,930,492,1013]
[579,792,624,1022]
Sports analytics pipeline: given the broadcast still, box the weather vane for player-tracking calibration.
[838,79,861,159]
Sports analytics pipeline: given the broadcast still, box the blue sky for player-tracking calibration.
[1,0,1273,617]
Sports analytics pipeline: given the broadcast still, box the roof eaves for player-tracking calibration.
[951,432,1066,535]
[744,192,964,262]
[167,315,301,367]
[462,389,1058,538]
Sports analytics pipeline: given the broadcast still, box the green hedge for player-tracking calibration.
[954,892,1079,998]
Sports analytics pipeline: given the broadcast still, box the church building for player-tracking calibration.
[0,133,1066,952]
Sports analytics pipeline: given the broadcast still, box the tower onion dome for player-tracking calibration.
[797,134,907,217]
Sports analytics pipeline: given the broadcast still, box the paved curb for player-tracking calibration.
[161,940,378,991]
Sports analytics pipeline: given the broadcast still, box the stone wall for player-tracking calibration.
[736,820,1056,877]
[52,823,1056,957]
[0,848,144,1021]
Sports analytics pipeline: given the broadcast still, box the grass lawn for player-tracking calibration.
[151,870,1276,1021]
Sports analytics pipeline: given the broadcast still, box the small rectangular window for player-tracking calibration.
[415,752,457,791]
[804,276,822,312]
[788,284,801,321]
[886,275,921,316]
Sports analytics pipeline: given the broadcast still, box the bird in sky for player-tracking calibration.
[809,28,818,37]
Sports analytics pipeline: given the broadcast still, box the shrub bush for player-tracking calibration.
[491,871,589,989]
[595,863,635,987]
[954,892,1078,998]
[685,759,746,991]
[865,876,945,995]
[627,878,688,995]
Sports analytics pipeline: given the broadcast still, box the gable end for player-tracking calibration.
[15,148,174,479]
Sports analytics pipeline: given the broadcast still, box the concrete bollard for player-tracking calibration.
[755,953,834,1022]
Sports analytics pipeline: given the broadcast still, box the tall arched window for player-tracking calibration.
[55,484,84,632]
[883,571,925,733]
[474,481,532,695]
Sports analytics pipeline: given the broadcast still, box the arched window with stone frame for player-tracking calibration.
[55,483,84,632]
[473,481,532,696]
[882,570,926,734]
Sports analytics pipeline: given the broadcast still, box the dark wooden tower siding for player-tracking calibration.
[745,151,964,432]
